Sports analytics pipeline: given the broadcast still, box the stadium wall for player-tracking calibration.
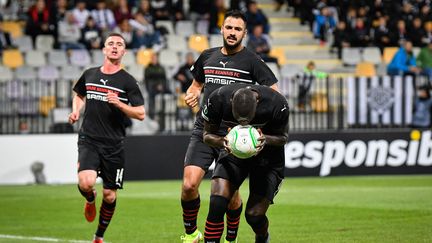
[1,130,431,184]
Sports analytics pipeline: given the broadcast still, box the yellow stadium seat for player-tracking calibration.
[355,62,377,77]
[136,48,154,67]
[188,34,209,53]
[1,21,23,38]
[2,49,24,68]
[382,47,399,64]
[39,96,56,117]
[269,47,287,65]
[310,92,328,113]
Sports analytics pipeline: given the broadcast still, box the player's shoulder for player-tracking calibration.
[83,66,100,75]
[118,68,138,82]
[201,47,222,57]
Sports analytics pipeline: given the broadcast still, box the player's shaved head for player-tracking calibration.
[232,87,257,124]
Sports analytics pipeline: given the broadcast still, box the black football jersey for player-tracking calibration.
[73,67,144,140]
[190,47,278,133]
[202,83,289,137]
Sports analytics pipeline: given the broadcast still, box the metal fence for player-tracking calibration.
[0,75,428,134]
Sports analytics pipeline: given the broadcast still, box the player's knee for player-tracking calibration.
[245,213,267,229]
[228,192,242,209]
[102,189,117,203]
[78,180,94,191]
[182,179,200,196]
[208,195,229,221]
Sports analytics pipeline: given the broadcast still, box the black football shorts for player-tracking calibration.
[184,132,220,172]
[213,146,285,203]
[77,134,125,189]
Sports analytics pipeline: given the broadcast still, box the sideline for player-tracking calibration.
[0,234,108,243]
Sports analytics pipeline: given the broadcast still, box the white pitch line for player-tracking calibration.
[0,234,96,243]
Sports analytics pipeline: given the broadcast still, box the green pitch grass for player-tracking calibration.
[0,175,431,243]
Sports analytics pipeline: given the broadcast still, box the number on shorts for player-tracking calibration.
[115,168,124,186]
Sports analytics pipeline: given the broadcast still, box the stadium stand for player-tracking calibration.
[2,49,24,68]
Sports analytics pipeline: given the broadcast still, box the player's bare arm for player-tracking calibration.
[270,83,280,92]
[203,121,226,149]
[106,92,145,121]
[262,124,289,146]
[69,93,85,124]
[184,79,203,108]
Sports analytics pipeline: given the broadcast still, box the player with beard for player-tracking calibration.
[69,33,145,243]
[180,10,279,243]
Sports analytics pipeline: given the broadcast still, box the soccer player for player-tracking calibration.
[68,33,145,243]
[202,84,289,243]
[180,10,279,243]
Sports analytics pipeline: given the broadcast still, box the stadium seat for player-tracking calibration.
[188,34,209,53]
[2,49,24,68]
[196,20,209,35]
[35,35,55,51]
[25,50,47,67]
[126,64,144,82]
[13,35,33,51]
[60,65,82,81]
[166,34,188,52]
[266,62,281,81]
[1,21,23,38]
[15,66,36,81]
[48,50,69,67]
[69,49,91,67]
[39,95,56,117]
[159,49,180,67]
[38,65,60,81]
[91,49,104,65]
[209,34,221,48]
[155,20,174,34]
[342,47,362,66]
[175,20,195,37]
[0,65,13,82]
[280,64,302,79]
[362,47,382,65]
[382,47,399,64]
[269,47,287,65]
[136,48,153,67]
[122,50,136,67]
[355,62,377,77]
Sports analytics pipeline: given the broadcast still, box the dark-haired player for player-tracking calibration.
[202,84,289,243]
[180,10,279,243]
[69,33,145,243]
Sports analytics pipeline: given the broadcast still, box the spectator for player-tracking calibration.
[50,0,69,47]
[80,16,102,50]
[91,0,116,36]
[246,24,278,64]
[387,41,421,77]
[150,0,172,21]
[417,41,432,80]
[331,21,350,59]
[229,0,250,12]
[71,0,90,29]
[113,0,133,24]
[113,18,133,48]
[297,61,328,111]
[144,53,170,119]
[173,52,194,93]
[245,0,270,34]
[390,19,409,47]
[58,11,86,50]
[298,0,315,31]
[172,0,186,23]
[188,0,211,24]
[422,21,432,45]
[350,18,370,47]
[419,4,432,24]
[130,11,162,49]
[209,0,227,34]
[25,0,55,45]
[408,17,425,47]
[372,16,391,54]
[313,6,336,45]
[411,85,432,128]
[0,22,14,54]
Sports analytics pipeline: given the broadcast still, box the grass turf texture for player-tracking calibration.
[0,175,431,243]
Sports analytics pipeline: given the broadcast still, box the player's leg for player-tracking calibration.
[244,195,271,243]
[77,135,100,223]
[225,190,242,242]
[92,140,125,243]
[204,178,235,243]
[181,135,216,242]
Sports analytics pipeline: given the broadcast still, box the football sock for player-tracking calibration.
[95,199,116,238]
[78,184,95,202]
[204,195,229,243]
[245,214,269,237]
[225,202,242,241]
[181,196,201,234]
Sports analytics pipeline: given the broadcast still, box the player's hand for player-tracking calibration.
[184,92,199,108]
[256,129,266,153]
[107,91,121,107]
[68,111,80,124]
[223,136,232,154]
